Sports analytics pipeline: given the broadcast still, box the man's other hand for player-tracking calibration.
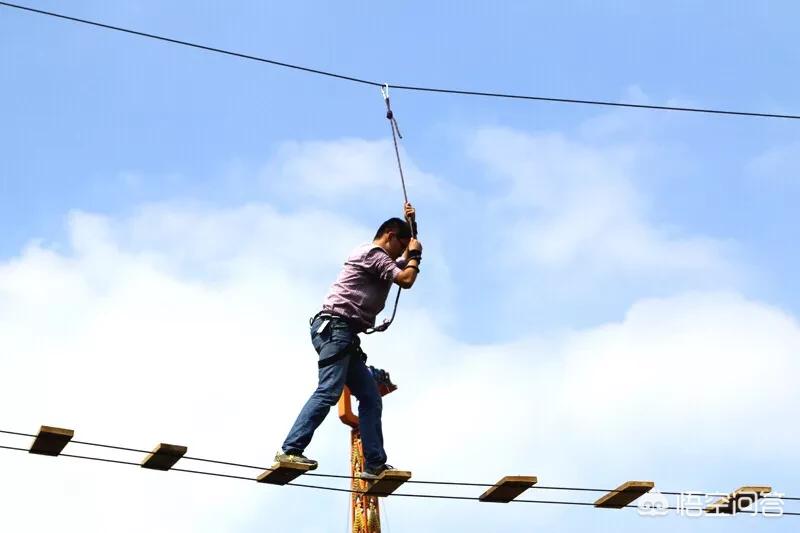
[404,202,416,222]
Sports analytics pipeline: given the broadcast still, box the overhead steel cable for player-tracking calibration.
[1,1,799,121]
[0,2,378,87]
[388,83,800,120]
[1,428,798,504]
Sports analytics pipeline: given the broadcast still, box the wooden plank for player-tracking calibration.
[29,426,74,456]
[705,485,772,514]
[364,470,412,497]
[594,481,654,508]
[141,443,187,471]
[479,476,538,503]
[256,462,313,485]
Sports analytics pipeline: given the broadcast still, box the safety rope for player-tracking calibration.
[365,85,415,335]
[382,83,417,237]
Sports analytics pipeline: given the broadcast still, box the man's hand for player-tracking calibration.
[404,202,416,223]
[397,237,423,289]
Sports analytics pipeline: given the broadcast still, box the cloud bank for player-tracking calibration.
[1,126,796,532]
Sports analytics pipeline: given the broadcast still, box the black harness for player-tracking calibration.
[311,311,367,369]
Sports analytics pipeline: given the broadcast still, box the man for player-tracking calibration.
[276,202,422,480]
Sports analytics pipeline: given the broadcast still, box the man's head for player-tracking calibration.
[374,217,412,259]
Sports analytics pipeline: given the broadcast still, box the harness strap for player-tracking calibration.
[317,338,367,369]
[313,313,368,368]
[318,348,352,369]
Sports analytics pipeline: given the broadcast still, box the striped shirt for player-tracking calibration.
[321,243,407,332]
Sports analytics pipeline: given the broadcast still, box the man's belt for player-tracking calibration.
[310,310,363,333]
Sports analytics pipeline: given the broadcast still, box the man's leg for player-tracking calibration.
[281,354,350,455]
[346,354,387,470]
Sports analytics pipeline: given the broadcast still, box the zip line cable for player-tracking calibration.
[1,1,799,121]
[0,2,377,87]
[1,444,797,516]
[1,428,798,504]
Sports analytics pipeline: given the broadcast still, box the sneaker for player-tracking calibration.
[359,463,396,481]
[274,450,318,470]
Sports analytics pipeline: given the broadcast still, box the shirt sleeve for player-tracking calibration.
[363,247,403,281]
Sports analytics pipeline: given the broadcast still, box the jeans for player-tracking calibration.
[282,316,387,470]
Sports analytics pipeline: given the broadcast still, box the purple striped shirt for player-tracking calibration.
[321,243,407,332]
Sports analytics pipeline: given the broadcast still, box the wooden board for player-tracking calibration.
[364,470,412,497]
[594,481,655,508]
[479,476,538,503]
[141,443,187,471]
[705,486,772,514]
[29,426,74,456]
[257,462,313,485]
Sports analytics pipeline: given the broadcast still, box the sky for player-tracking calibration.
[1,1,799,531]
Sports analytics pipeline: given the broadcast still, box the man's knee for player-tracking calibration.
[357,391,382,412]
[320,392,341,407]
[313,383,344,406]
[313,379,346,407]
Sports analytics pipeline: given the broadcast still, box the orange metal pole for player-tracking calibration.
[339,369,397,533]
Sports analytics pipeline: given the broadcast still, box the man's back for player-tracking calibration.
[322,243,405,332]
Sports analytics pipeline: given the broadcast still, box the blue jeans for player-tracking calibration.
[282,316,387,470]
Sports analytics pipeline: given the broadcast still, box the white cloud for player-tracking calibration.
[1,200,797,532]
[261,138,445,202]
[383,291,800,531]
[0,126,793,531]
[469,127,736,280]
[0,204,369,533]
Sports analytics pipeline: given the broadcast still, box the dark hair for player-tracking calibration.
[374,217,412,240]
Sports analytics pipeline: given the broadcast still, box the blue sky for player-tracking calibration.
[3,0,800,328]
[1,1,799,532]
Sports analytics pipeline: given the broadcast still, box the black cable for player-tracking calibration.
[0,1,379,88]
[0,430,36,439]
[172,467,255,482]
[0,444,29,452]
[389,84,800,120]
[1,1,799,121]
[3,429,798,502]
[293,480,800,516]
[60,452,141,467]
[71,439,150,455]
[1,444,798,515]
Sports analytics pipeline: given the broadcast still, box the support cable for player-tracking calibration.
[1,428,797,505]
[1,1,798,120]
